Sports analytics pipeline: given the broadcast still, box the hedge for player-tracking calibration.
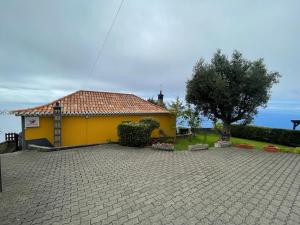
[139,117,160,131]
[117,122,151,147]
[231,125,300,147]
[117,118,160,147]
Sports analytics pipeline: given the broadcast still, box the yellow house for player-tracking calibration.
[13,90,175,148]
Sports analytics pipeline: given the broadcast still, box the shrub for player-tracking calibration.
[139,117,160,132]
[231,125,300,147]
[118,117,160,147]
[117,122,150,147]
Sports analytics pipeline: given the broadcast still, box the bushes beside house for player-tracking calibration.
[118,123,150,147]
[117,118,160,147]
[139,117,160,131]
[231,125,300,147]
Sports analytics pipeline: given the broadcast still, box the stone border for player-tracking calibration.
[28,143,102,152]
[188,144,209,151]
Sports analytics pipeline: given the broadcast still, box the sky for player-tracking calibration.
[0,0,299,108]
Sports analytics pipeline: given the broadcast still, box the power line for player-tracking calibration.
[84,0,125,89]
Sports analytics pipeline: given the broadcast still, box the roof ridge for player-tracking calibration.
[78,90,134,95]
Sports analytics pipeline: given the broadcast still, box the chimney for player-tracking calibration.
[157,90,164,106]
[53,101,62,147]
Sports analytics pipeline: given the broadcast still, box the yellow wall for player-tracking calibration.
[25,117,54,144]
[25,114,175,147]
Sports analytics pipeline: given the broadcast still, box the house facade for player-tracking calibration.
[13,90,176,148]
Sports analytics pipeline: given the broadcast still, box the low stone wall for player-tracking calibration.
[188,144,209,151]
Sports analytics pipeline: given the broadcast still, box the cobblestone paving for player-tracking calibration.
[0,145,300,225]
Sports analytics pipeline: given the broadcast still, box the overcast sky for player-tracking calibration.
[0,0,299,106]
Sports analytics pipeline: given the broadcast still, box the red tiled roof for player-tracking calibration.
[13,90,169,116]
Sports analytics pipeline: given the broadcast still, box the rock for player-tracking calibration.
[188,144,209,151]
[214,141,232,148]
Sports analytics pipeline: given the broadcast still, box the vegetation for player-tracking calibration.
[147,97,166,108]
[139,117,160,132]
[117,117,160,147]
[0,141,18,154]
[118,122,150,147]
[231,125,300,147]
[168,97,185,127]
[175,133,299,153]
[168,97,201,132]
[186,49,280,140]
[182,104,201,131]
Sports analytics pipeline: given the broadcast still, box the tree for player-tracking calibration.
[182,104,201,132]
[147,97,157,105]
[168,97,185,127]
[186,50,280,140]
[147,97,166,108]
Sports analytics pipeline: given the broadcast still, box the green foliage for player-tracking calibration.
[293,147,300,154]
[168,97,202,131]
[182,104,201,129]
[231,125,300,147]
[147,97,166,108]
[168,97,185,126]
[117,117,160,147]
[175,133,219,150]
[175,132,294,151]
[117,122,150,147]
[214,122,223,131]
[139,117,160,132]
[0,141,18,154]
[279,147,291,153]
[147,97,157,104]
[186,49,280,138]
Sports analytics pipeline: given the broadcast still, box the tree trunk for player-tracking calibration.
[221,122,231,141]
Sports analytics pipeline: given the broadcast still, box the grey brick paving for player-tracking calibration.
[0,145,300,225]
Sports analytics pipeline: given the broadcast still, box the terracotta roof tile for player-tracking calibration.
[12,90,169,116]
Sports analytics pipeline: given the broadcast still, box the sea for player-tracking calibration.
[0,101,299,142]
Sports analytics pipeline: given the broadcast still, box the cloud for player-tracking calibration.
[0,0,299,106]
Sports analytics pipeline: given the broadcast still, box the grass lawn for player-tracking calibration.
[175,132,299,153]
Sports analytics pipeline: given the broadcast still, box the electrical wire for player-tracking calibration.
[84,0,125,88]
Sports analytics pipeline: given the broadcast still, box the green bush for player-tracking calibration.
[118,117,160,147]
[231,125,300,147]
[139,117,160,132]
[117,122,150,147]
[117,118,160,147]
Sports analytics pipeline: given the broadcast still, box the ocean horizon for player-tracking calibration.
[1,101,299,142]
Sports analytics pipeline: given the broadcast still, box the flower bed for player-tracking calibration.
[263,145,279,152]
[152,143,174,151]
[235,144,254,149]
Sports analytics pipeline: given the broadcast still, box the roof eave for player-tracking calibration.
[14,111,171,117]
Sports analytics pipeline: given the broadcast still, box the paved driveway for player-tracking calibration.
[0,145,300,225]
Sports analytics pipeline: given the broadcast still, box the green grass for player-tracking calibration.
[175,133,218,150]
[174,133,298,153]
